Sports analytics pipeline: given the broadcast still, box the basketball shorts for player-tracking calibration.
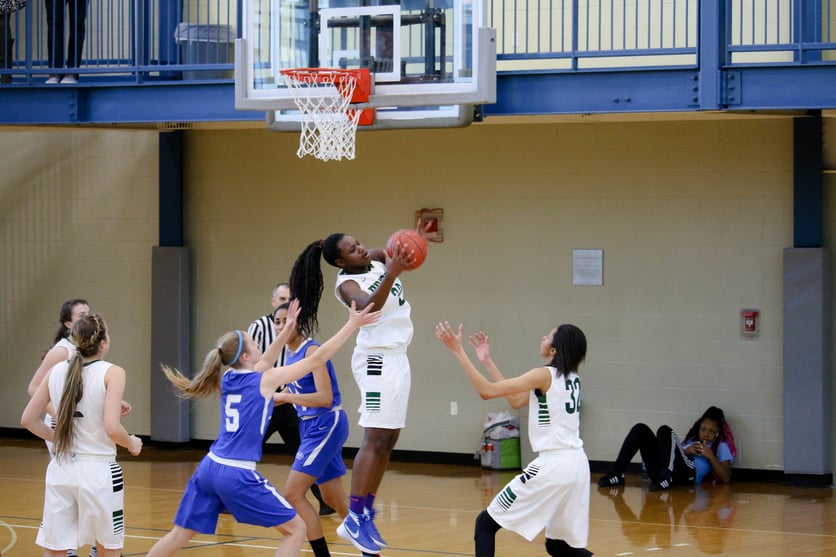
[487,448,590,548]
[36,456,125,551]
[174,455,296,534]
[293,408,349,483]
[351,349,410,429]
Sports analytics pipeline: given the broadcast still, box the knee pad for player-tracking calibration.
[545,538,593,557]
[474,510,501,536]
[474,510,501,557]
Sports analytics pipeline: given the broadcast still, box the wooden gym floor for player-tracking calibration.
[1,439,834,556]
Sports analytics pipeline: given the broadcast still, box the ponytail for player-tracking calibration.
[289,238,327,337]
[53,313,106,459]
[162,330,246,399]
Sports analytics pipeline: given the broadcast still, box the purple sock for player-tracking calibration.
[364,492,377,511]
[349,495,365,515]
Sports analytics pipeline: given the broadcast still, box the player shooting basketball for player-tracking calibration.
[289,233,418,556]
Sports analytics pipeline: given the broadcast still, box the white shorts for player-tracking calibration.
[487,448,590,548]
[37,456,126,551]
[351,349,410,429]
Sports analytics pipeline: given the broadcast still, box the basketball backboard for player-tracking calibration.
[234,0,496,114]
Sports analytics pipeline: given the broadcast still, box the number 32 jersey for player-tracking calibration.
[210,369,272,463]
[528,367,584,453]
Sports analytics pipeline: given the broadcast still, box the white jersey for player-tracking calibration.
[528,367,584,452]
[55,337,77,360]
[43,338,78,450]
[48,359,116,458]
[334,260,413,350]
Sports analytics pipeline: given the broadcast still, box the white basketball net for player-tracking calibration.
[282,70,363,161]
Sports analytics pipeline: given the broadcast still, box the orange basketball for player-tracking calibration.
[385,229,428,270]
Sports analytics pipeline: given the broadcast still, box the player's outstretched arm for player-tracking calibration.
[261,302,379,395]
[255,299,301,373]
[436,322,546,408]
[468,330,530,408]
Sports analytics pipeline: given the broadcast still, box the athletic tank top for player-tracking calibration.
[47,359,116,458]
[334,260,413,350]
[209,369,273,462]
[55,337,76,361]
[284,338,341,418]
[528,367,584,452]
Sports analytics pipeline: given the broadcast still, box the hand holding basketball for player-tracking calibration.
[386,229,428,270]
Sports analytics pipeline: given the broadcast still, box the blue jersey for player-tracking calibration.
[683,440,734,483]
[284,338,341,418]
[209,370,272,462]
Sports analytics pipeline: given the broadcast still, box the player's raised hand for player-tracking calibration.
[469,332,492,363]
[285,298,301,331]
[435,321,464,353]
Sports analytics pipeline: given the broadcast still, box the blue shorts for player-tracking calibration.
[293,408,349,484]
[174,455,296,534]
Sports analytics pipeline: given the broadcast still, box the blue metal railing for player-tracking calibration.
[1,0,835,85]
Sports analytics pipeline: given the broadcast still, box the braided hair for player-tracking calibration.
[53,313,106,459]
[289,233,345,337]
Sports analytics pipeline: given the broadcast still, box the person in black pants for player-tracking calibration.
[44,0,89,83]
[597,406,733,491]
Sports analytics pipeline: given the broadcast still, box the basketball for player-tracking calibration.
[385,229,428,270]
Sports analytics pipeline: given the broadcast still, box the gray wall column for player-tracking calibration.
[783,249,832,481]
[783,114,832,484]
[151,247,191,442]
[151,130,191,442]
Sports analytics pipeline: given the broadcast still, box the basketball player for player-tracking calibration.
[27,299,116,557]
[146,300,379,557]
[272,302,351,557]
[21,313,143,557]
[28,298,90,401]
[289,234,417,556]
[249,281,334,516]
[435,322,593,557]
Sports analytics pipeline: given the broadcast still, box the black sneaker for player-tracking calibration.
[649,479,672,491]
[319,503,337,516]
[597,473,624,487]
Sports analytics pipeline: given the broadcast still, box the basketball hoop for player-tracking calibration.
[280,68,373,161]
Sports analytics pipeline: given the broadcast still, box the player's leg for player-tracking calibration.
[276,404,333,513]
[319,476,349,518]
[544,451,592,556]
[352,427,399,495]
[545,539,593,557]
[474,509,502,557]
[272,515,307,557]
[283,470,323,539]
[147,526,196,557]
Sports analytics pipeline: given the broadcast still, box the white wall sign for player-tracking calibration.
[573,249,603,286]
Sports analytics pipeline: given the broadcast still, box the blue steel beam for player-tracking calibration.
[0,83,263,125]
[2,66,836,125]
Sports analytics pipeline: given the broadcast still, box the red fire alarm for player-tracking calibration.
[741,309,760,339]
[415,208,444,242]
